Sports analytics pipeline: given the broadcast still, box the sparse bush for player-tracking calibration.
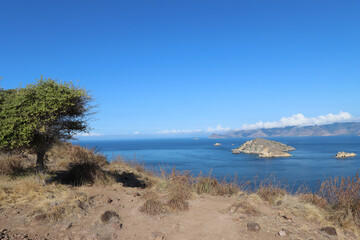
[299,193,328,209]
[167,198,189,211]
[165,169,192,211]
[49,143,108,169]
[194,175,240,196]
[140,192,166,215]
[62,158,113,186]
[256,177,286,205]
[317,173,360,227]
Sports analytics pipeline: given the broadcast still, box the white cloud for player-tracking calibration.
[205,124,232,133]
[240,111,354,130]
[156,129,203,134]
[156,124,231,135]
[133,131,140,135]
[76,132,103,137]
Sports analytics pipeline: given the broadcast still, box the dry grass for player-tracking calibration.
[194,174,240,196]
[316,173,360,229]
[139,191,167,215]
[0,175,89,221]
[256,176,286,205]
[228,200,260,216]
[0,154,27,175]
[165,169,192,211]
[109,155,158,188]
[48,143,108,170]
[62,158,114,186]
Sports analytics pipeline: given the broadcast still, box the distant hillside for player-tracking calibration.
[209,122,360,139]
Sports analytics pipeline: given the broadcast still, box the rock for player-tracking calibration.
[107,197,113,203]
[320,227,337,236]
[232,138,295,158]
[214,143,221,146]
[100,210,120,223]
[278,230,286,237]
[132,192,141,197]
[34,213,47,222]
[335,151,356,158]
[247,222,261,232]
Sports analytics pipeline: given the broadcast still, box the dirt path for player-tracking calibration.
[0,184,357,240]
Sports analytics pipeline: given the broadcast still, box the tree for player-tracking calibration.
[0,76,92,173]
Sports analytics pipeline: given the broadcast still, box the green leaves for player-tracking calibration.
[0,76,92,153]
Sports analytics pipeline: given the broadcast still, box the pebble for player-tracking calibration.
[247,222,261,232]
[278,230,286,237]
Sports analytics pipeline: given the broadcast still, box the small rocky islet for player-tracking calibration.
[232,138,295,158]
[335,151,357,158]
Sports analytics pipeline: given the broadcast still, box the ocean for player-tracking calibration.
[73,136,360,191]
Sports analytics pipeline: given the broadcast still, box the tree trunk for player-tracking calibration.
[36,150,46,173]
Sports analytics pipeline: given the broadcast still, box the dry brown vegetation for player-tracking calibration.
[0,154,28,175]
[0,175,89,221]
[1,142,360,236]
[139,191,167,215]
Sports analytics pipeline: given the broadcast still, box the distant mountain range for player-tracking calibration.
[209,122,360,139]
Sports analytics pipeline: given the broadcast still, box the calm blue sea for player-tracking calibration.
[73,136,360,191]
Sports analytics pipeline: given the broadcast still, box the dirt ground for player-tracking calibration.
[1,183,357,240]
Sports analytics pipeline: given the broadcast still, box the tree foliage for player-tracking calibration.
[0,77,92,171]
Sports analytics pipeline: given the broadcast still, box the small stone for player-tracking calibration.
[278,230,286,237]
[132,192,141,197]
[320,227,337,236]
[107,197,113,204]
[247,222,261,232]
[65,223,73,230]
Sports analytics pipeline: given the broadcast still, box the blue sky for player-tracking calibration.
[1,0,359,138]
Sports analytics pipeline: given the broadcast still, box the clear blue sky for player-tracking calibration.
[1,0,359,138]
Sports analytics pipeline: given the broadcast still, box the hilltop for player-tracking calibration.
[210,122,360,139]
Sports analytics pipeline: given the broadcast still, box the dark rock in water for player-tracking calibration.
[232,138,295,158]
[320,226,337,236]
[247,222,261,232]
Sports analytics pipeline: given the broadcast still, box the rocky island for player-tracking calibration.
[232,138,295,158]
[335,151,357,158]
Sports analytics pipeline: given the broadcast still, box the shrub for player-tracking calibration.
[317,173,360,227]
[256,177,286,205]
[165,169,192,211]
[194,176,240,196]
[49,143,108,169]
[140,192,166,215]
[62,158,113,186]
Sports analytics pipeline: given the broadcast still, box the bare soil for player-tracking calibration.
[0,183,357,240]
